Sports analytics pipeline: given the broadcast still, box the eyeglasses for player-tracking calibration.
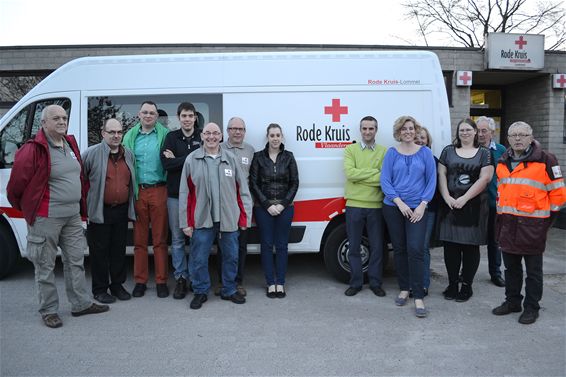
[508,133,532,139]
[103,130,123,135]
[228,127,245,132]
[140,111,157,116]
[203,131,221,137]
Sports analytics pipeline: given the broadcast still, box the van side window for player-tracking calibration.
[87,94,223,146]
[0,98,70,167]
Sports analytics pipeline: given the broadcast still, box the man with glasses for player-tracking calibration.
[215,117,255,297]
[179,122,252,309]
[82,118,136,303]
[123,101,170,298]
[7,104,109,328]
[492,121,566,324]
[476,116,506,287]
[161,102,202,299]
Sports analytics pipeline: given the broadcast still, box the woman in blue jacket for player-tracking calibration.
[381,116,436,317]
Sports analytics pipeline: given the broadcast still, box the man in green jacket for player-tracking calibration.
[123,101,169,298]
[343,116,387,298]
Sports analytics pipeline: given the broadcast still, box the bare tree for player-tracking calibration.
[403,0,566,50]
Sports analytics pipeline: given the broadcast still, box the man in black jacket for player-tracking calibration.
[161,102,201,299]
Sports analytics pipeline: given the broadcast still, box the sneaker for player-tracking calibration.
[221,292,246,304]
[71,303,110,317]
[132,283,147,298]
[266,285,277,299]
[173,277,188,300]
[455,283,473,302]
[42,313,63,328]
[236,284,247,297]
[156,283,169,298]
[518,310,539,325]
[110,285,131,301]
[94,292,116,304]
[275,284,286,298]
[190,294,208,310]
[492,302,522,316]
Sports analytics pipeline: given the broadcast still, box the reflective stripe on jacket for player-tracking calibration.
[495,140,566,255]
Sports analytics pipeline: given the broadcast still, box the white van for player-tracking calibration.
[0,50,451,281]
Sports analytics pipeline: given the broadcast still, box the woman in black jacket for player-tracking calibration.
[249,123,299,298]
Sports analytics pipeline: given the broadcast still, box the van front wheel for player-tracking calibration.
[323,222,371,284]
[0,224,19,280]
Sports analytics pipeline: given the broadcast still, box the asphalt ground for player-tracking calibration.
[1,228,564,377]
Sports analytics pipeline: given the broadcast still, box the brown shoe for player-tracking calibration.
[71,303,109,317]
[214,284,223,296]
[236,285,247,297]
[42,313,63,328]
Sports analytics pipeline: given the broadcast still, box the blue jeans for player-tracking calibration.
[487,206,503,279]
[345,206,384,289]
[189,223,238,296]
[422,210,436,289]
[383,205,427,299]
[167,197,189,280]
[254,206,294,285]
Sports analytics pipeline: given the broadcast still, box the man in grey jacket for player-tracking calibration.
[82,118,136,303]
[179,122,252,309]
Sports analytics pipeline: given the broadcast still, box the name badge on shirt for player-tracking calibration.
[69,150,78,160]
[552,165,563,179]
[242,157,249,165]
[225,169,233,177]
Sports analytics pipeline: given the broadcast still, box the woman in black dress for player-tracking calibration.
[437,118,494,302]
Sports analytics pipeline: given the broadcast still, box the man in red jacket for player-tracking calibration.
[7,104,109,328]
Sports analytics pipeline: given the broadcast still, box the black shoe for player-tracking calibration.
[173,278,188,300]
[132,283,146,298]
[370,286,386,297]
[221,292,246,304]
[492,302,522,316]
[345,286,362,296]
[455,283,473,302]
[190,294,208,309]
[156,283,169,298]
[275,285,286,298]
[443,283,458,300]
[94,292,116,304]
[491,276,506,287]
[71,303,110,317]
[423,288,429,297]
[518,310,539,324]
[266,285,277,298]
[42,313,63,328]
[110,285,131,301]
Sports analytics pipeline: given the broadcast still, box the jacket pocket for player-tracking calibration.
[26,234,46,263]
[516,189,536,213]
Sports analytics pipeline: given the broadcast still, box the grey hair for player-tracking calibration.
[476,116,496,131]
[508,121,533,135]
[227,116,246,129]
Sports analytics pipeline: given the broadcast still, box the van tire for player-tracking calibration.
[0,224,19,280]
[323,222,370,284]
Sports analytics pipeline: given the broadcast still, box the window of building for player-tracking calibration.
[470,88,503,143]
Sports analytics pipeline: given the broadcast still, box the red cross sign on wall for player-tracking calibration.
[456,71,472,86]
[553,74,566,89]
[324,99,348,122]
[515,36,528,49]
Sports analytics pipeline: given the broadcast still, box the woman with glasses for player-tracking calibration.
[437,118,494,302]
[249,123,299,298]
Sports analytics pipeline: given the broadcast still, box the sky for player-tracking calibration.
[0,0,426,47]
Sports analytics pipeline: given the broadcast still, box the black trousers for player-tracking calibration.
[444,241,480,285]
[217,228,249,284]
[502,251,543,311]
[87,204,129,295]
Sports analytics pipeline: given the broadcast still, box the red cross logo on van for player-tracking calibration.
[324,99,348,122]
[515,36,527,49]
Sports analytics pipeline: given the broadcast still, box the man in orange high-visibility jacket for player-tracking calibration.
[492,121,566,325]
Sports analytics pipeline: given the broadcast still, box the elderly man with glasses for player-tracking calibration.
[492,121,566,324]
